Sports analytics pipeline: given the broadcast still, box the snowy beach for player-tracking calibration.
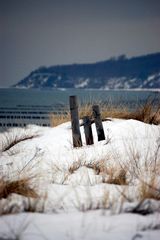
[0,118,160,239]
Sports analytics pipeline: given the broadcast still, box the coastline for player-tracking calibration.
[0,87,159,92]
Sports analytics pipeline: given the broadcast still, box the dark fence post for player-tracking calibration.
[83,116,94,145]
[92,105,105,141]
[69,96,82,147]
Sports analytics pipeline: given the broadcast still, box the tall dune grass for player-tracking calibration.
[50,99,160,127]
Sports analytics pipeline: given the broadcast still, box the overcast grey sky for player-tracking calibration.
[0,0,160,87]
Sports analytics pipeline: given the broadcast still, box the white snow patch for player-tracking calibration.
[75,78,90,88]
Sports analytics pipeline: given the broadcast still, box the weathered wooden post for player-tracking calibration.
[92,105,105,141]
[83,116,94,145]
[69,96,82,147]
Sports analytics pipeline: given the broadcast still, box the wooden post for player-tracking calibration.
[92,105,105,141]
[69,96,82,147]
[83,116,94,145]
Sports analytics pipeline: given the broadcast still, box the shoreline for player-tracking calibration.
[0,87,159,92]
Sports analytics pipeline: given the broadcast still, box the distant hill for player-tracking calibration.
[13,53,160,89]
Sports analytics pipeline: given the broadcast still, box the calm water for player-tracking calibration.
[0,88,159,109]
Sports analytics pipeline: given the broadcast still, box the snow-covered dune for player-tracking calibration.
[0,119,160,239]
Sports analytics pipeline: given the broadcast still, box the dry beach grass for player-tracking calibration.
[51,98,160,127]
[0,177,38,200]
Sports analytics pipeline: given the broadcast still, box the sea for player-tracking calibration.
[0,88,159,130]
[1,88,160,108]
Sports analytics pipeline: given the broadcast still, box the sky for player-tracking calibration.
[0,0,160,87]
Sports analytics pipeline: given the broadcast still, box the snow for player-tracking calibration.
[147,73,160,81]
[0,211,160,240]
[75,78,90,88]
[142,72,160,88]
[0,119,160,239]
[105,77,127,89]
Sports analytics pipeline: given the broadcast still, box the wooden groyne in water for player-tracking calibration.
[0,104,67,130]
